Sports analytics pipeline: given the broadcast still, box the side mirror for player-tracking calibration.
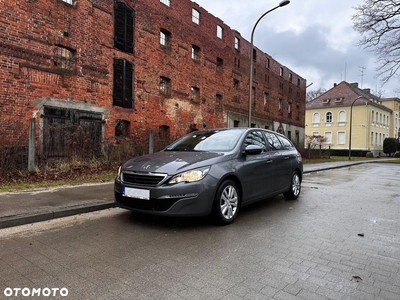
[243,144,263,155]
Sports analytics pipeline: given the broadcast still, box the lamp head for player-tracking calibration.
[279,0,290,7]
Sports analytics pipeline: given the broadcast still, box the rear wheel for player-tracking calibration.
[283,171,301,200]
[213,180,240,225]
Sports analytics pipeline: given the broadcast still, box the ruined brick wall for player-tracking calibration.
[133,0,306,134]
[0,0,306,152]
[0,0,116,144]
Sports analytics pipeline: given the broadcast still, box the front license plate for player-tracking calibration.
[123,187,150,200]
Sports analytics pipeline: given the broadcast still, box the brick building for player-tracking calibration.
[0,0,306,160]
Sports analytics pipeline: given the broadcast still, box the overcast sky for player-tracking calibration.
[193,0,399,98]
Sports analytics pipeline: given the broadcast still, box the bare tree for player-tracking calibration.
[352,0,400,84]
[306,88,326,102]
[372,88,386,98]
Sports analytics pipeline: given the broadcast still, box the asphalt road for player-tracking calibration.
[0,163,399,300]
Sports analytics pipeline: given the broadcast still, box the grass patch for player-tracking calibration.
[0,170,116,193]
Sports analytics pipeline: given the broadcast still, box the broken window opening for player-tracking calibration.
[217,25,223,39]
[160,76,171,97]
[115,119,130,137]
[160,0,170,6]
[192,45,200,61]
[54,46,75,71]
[191,86,200,103]
[192,8,200,24]
[216,57,223,72]
[160,29,171,47]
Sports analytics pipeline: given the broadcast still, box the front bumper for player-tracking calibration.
[114,176,217,217]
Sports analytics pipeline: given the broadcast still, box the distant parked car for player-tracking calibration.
[114,128,303,225]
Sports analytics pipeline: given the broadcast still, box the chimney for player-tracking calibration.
[350,82,359,88]
[363,88,371,93]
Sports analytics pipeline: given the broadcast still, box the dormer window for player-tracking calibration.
[322,99,330,104]
[334,97,343,103]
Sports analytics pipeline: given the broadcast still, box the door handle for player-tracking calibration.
[266,159,272,164]
[284,156,290,160]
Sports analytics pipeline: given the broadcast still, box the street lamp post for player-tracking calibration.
[348,96,363,160]
[248,0,290,127]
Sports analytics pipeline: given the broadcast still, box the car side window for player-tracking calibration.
[277,135,294,150]
[244,131,268,152]
[264,132,283,151]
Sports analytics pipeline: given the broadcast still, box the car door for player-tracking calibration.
[263,132,291,192]
[239,130,276,203]
[276,134,297,189]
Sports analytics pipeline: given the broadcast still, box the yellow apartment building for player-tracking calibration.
[381,97,400,140]
[306,81,394,156]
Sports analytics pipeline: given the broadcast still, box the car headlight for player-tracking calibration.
[168,167,210,184]
[117,165,122,179]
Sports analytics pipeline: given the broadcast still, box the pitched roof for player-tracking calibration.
[306,81,391,112]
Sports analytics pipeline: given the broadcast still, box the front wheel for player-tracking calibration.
[283,171,301,200]
[213,180,240,225]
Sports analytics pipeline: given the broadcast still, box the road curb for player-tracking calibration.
[303,162,364,174]
[0,202,115,229]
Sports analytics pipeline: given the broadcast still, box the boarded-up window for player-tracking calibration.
[114,1,134,53]
[113,58,133,108]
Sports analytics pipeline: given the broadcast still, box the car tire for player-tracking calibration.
[213,180,240,225]
[283,171,301,200]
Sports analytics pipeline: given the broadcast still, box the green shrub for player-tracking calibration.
[330,149,369,157]
[383,138,398,156]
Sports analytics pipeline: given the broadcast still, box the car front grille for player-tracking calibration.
[122,172,167,187]
[115,192,178,211]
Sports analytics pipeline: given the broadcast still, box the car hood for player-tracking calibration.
[122,151,227,174]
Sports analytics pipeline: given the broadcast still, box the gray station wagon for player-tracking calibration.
[114,128,303,225]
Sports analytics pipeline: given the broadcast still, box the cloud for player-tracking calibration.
[193,0,399,97]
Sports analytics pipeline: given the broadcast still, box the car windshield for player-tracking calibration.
[165,129,245,152]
